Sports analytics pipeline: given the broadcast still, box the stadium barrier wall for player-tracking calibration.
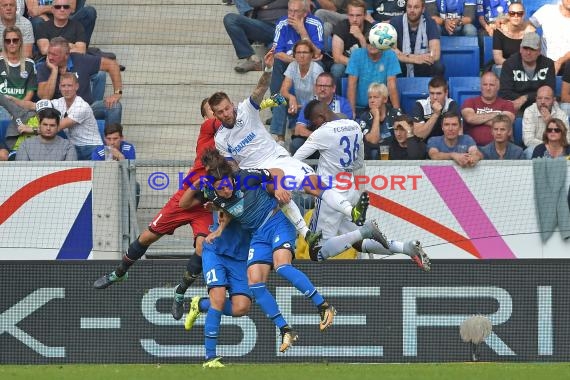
[1,260,569,364]
[0,161,569,260]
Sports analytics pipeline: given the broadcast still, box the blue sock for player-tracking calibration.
[204,308,222,360]
[198,297,210,313]
[276,264,325,307]
[222,299,233,316]
[250,282,288,329]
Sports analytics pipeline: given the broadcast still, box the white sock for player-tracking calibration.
[388,240,404,254]
[362,239,392,255]
[320,230,362,260]
[321,190,353,218]
[280,201,309,237]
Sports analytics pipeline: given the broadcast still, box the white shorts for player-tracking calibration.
[266,155,315,191]
[309,187,360,240]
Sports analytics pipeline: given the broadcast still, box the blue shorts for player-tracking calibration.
[247,210,296,267]
[202,245,250,298]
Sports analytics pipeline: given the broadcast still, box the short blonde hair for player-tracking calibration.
[368,82,388,98]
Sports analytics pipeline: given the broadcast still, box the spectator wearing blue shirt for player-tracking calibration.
[91,122,135,161]
[427,111,483,166]
[290,72,353,154]
[390,0,444,77]
[426,0,477,36]
[269,0,324,143]
[346,44,401,117]
[476,0,509,36]
[36,37,123,126]
[479,114,524,159]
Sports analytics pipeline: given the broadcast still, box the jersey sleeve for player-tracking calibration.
[292,127,328,160]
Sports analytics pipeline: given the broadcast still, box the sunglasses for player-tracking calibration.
[508,11,524,17]
[53,4,71,9]
[546,128,562,133]
[4,38,19,45]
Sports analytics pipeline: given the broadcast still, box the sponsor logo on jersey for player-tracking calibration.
[229,132,256,155]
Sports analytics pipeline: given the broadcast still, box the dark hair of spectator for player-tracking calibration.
[428,76,448,91]
[441,111,461,123]
[38,108,61,124]
[104,123,123,137]
[393,114,414,127]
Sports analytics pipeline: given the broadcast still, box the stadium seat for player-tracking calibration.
[555,76,562,98]
[397,77,431,114]
[440,37,480,78]
[513,117,523,147]
[97,119,106,141]
[482,36,493,67]
[448,76,481,107]
[340,77,348,98]
[0,119,9,141]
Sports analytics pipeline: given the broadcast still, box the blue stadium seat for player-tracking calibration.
[483,36,493,66]
[397,77,431,114]
[0,119,9,141]
[513,117,523,147]
[97,119,106,140]
[448,76,481,107]
[440,37,480,78]
[340,77,348,98]
[555,76,562,98]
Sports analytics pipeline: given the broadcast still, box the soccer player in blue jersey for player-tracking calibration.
[179,149,337,352]
[183,211,252,369]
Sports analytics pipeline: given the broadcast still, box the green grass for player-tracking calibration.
[1,363,570,380]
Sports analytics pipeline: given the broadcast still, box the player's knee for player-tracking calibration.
[232,302,251,317]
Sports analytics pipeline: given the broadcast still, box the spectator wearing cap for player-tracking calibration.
[498,31,556,114]
[50,72,102,159]
[15,107,77,160]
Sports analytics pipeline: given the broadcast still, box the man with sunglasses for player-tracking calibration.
[522,85,569,158]
[26,0,96,48]
[0,0,34,58]
[35,0,86,57]
[498,32,556,114]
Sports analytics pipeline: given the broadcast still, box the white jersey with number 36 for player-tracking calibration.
[293,118,364,187]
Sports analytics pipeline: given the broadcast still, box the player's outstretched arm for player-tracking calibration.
[251,48,275,106]
[205,210,232,243]
[179,180,202,209]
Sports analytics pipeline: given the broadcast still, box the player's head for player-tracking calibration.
[202,149,236,198]
[200,97,214,120]
[104,123,124,150]
[304,99,334,128]
[208,92,236,127]
[38,108,61,140]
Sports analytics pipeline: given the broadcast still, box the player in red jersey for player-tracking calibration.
[94,98,221,320]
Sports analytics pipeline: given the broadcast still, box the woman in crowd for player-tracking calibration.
[492,2,535,74]
[278,39,324,147]
[531,118,570,158]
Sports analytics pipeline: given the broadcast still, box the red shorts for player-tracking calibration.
[148,188,212,239]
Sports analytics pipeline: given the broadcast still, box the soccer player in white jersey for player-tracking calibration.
[294,100,431,271]
[209,49,369,250]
